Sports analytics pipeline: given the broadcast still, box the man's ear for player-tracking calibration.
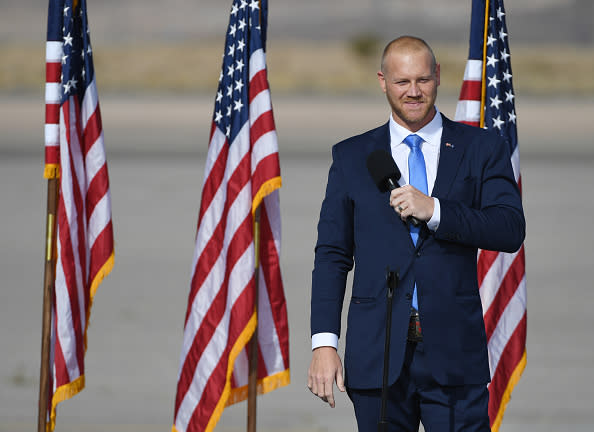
[377,71,387,93]
[435,63,441,87]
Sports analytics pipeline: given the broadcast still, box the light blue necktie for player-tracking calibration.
[404,134,428,311]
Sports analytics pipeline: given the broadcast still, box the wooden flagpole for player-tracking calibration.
[37,177,59,432]
[248,206,261,432]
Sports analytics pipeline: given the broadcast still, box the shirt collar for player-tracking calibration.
[389,107,442,150]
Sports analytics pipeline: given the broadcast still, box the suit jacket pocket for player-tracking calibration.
[350,296,376,304]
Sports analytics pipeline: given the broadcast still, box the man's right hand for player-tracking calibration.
[307,346,346,408]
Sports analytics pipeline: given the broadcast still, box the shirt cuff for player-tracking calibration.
[312,332,338,350]
[427,197,440,231]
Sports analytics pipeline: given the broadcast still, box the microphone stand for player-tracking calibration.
[378,269,398,432]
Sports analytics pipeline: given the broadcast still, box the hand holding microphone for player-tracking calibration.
[366,150,434,226]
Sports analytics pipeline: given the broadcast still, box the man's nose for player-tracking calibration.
[407,82,422,97]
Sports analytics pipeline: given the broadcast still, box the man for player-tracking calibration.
[307,36,525,431]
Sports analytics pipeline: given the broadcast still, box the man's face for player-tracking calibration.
[377,49,440,132]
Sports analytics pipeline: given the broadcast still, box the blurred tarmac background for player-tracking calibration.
[1,1,594,431]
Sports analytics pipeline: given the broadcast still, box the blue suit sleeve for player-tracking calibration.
[435,135,525,252]
[311,145,354,337]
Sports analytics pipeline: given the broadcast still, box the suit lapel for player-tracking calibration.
[432,115,466,199]
[366,121,416,250]
[367,121,391,154]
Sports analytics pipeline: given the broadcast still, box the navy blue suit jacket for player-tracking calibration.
[311,114,525,389]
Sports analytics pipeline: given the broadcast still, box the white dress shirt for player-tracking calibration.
[312,108,444,350]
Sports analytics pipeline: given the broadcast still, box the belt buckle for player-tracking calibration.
[407,310,422,342]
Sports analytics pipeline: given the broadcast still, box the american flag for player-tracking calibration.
[172,1,290,431]
[455,0,526,430]
[44,0,114,430]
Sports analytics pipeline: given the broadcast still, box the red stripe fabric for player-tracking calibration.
[483,249,525,339]
[197,143,229,228]
[82,108,103,156]
[249,69,269,103]
[458,79,482,101]
[45,146,60,166]
[85,164,109,219]
[46,62,61,82]
[258,202,290,365]
[46,103,60,124]
[477,249,499,288]
[184,149,248,325]
[249,110,275,146]
[488,313,527,421]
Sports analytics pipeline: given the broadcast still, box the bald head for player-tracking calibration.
[380,36,437,75]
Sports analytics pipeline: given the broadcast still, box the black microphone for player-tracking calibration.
[366,149,422,227]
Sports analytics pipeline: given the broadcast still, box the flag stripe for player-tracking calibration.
[178,146,253,398]
[483,249,524,339]
[458,80,482,101]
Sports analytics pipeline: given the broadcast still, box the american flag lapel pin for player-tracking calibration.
[445,142,455,149]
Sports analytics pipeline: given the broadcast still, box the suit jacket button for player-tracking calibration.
[406,293,412,300]
[416,251,421,257]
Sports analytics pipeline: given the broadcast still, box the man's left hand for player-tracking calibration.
[390,185,434,222]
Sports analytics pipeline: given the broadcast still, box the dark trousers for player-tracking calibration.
[347,341,491,432]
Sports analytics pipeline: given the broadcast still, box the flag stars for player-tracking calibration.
[63,6,70,16]
[215,110,223,123]
[64,32,73,46]
[233,99,244,112]
[490,95,502,110]
[228,44,235,57]
[502,69,512,83]
[234,79,244,92]
[486,54,499,68]
[62,53,68,64]
[237,40,245,52]
[227,84,233,97]
[229,24,237,37]
[488,74,501,88]
[249,0,260,11]
[499,28,508,41]
[226,106,232,117]
[500,48,510,62]
[487,34,496,47]
[235,58,244,73]
[505,90,515,103]
[492,115,504,130]
[497,7,505,20]
[238,19,246,32]
[231,4,238,15]
[227,64,235,77]
[508,110,517,124]
[216,91,223,102]
[240,0,248,9]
